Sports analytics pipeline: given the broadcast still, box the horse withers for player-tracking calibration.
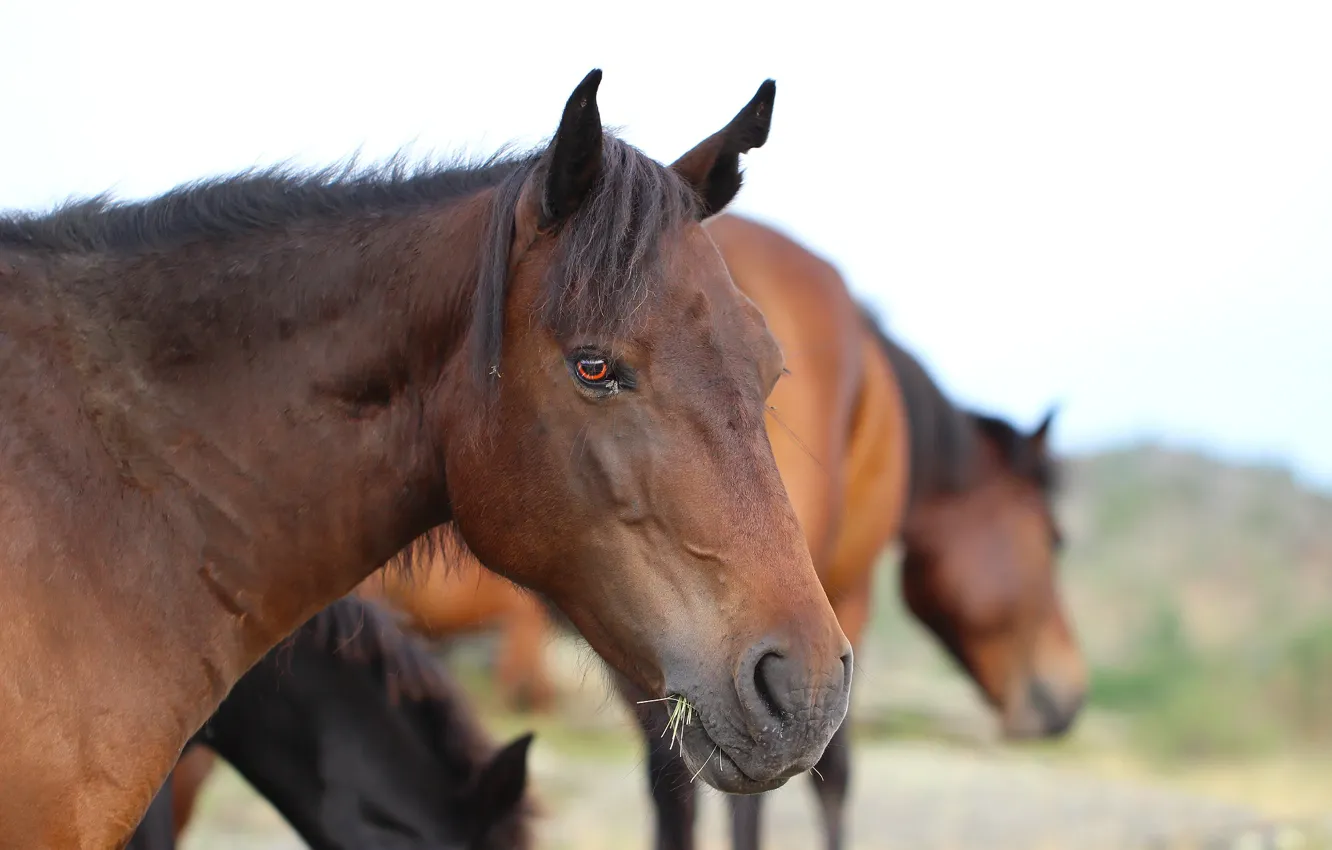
[0,72,848,846]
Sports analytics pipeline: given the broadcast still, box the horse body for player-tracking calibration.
[0,260,255,842]
[0,173,510,845]
[703,214,911,631]
[0,73,852,846]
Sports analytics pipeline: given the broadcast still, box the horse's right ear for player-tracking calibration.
[472,732,534,819]
[671,80,776,218]
[537,69,605,230]
[1029,405,1059,453]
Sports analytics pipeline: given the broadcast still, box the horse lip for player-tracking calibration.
[683,717,743,775]
[675,706,788,793]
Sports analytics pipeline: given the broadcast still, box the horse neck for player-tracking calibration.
[51,197,491,647]
[906,406,981,507]
[894,405,981,562]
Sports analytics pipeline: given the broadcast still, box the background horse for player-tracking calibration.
[154,596,534,849]
[0,71,850,843]
[362,213,1087,850]
[124,785,174,850]
[359,551,558,713]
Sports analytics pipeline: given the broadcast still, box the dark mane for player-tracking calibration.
[857,304,976,504]
[0,151,526,256]
[293,596,495,775]
[857,305,1057,501]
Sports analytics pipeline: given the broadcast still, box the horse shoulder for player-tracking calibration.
[711,214,865,574]
[823,325,911,603]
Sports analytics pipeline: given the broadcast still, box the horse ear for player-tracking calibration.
[1030,406,1058,450]
[541,70,605,229]
[472,732,534,818]
[671,80,776,219]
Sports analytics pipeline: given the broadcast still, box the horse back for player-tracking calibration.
[706,214,867,576]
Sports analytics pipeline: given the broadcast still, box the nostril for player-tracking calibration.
[753,652,786,720]
[738,642,853,731]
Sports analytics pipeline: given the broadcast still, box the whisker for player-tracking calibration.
[766,405,826,472]
[690,745,719,783]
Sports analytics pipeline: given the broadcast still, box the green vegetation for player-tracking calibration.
[1065,446,1332,762]
[1087,607,1332,760]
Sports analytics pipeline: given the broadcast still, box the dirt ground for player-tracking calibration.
[179,734,1331,850]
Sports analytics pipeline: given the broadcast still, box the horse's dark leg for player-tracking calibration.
[728,792,764,850]
[646,733,698,850]
[809,715,852,850]
[617,674,697,850]
[125,772,176,850]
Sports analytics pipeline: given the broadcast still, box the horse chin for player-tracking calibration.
[999,715,1048,741]
[673,709,792,795]
[999,676,1084,740]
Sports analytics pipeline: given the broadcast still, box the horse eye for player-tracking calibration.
[575,358,611,384]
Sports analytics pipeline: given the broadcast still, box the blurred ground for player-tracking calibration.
[181,446,1332,849]
[180,732,1332,850]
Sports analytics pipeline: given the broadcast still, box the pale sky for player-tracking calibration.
[5,1,1331,488]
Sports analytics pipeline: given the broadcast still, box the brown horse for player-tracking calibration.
[0,73,852,846]
[359,214,1086,850]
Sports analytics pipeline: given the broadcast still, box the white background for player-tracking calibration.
[5,0,1330,486]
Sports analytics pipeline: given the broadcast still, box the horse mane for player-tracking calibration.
[0,151,526,256]
[856,304,976,504]
[294,596,497,780]
[856,304,1057,501]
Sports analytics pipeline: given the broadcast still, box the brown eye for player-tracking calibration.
[576,358,610,383]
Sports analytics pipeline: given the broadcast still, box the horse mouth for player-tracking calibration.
[674,707,791,795]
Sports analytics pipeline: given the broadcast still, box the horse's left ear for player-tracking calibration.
[472,732,534,818]
[671,80,777,218]
[540,70,605,229]
[1030,406,1058,449]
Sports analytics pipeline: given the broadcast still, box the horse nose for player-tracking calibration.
[737,639,853,730]
[1028,678,1084,738]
